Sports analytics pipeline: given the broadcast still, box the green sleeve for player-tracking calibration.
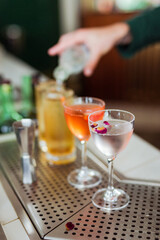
[118,7,160,58]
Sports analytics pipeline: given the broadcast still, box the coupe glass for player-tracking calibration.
[88,109,135,211]
[63,97,105,188]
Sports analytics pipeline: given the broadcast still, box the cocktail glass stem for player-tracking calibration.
[81,140,87,168]
[104,158,115,201]
[78,140,88,179]
[68,138,102,188]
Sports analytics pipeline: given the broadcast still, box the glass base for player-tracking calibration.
[68,167,102,189]
[45,149,76,165]
[92,188,129,211]
[39,140,48,153]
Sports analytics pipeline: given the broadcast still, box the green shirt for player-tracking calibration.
[118,6,160,58]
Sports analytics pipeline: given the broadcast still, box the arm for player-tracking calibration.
[118,6,160,57]
[48,7,160,76]
[48,23,130,76]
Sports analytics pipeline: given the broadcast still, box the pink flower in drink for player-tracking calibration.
[91,123,98,128]
[103,121,110,126]
[95,127,107,134]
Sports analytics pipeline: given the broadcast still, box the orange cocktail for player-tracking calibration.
[63,97,105,189]
[64,103,105,141]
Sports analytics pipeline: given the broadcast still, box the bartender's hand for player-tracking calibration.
[48,23,131,76]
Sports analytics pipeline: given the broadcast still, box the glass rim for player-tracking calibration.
[63,96,105,112]
[45,86,74,99]
[88,109,135,124]
[12,118,36,128]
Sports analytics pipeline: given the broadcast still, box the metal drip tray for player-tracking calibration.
[0,140,160,240]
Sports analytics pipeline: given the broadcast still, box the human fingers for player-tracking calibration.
[83,53,101,77]
[48,43,63,55]
[48,29,87,56]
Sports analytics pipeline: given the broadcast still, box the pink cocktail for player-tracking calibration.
[89,109,135,211]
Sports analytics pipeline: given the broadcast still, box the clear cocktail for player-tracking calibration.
[89,109,135,210]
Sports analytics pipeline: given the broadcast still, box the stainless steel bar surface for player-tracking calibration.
[0,140,159,240]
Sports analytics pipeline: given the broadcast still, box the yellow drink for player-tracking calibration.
[44,86,76,165]
[35,80,55,152]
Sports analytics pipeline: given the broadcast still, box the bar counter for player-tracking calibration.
[0,46,160,240]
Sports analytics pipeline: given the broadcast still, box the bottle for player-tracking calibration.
[53,44,89,84]
[20,75,36,119]
[0,80,22,134]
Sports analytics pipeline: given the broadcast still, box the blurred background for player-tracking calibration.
[0,0,160,148]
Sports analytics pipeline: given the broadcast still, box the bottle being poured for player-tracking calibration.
[53,44,90,84]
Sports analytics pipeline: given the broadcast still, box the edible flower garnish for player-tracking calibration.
[91,123,98,128]
[65,222,75,231]
[103,121,110,126]
[95,127,107,134]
